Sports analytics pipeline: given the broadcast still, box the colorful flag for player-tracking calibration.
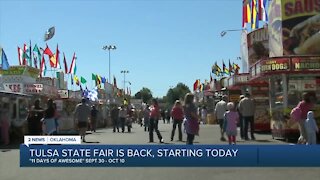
[50,54,57,68]
[92,73,96,80]
[28,41,32,66]
[63,53,68,74]
[258,0,268,21]
[223,61,229,75]
[33,44,41,60]
[43,44,53,57]
[74,75,80,86]
[22,44,29,65]
[251,0,259,30]
[17,46,23,65]
[193,79,200,91]
[1,49,10,70]
[55,44,60,68]
[71,74,74,85]
[215,62,222,76]
[44,26,55,41]
[242,0,250,27]
[40,55,46,77]
[96,75,102,89]
[80,76,87,84]
[101,77,106,83]
[212,63,217,74]
[245,0,252,27]
[69,52,77,74]
[233,63,240,74]
[33,53,38,69]
[228,59,234,74]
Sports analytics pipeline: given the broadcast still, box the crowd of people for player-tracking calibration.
[1,91,318,146]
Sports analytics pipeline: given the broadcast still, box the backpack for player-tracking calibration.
[290,107,302,122]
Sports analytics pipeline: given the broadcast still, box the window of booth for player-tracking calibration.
[270,76,284,109]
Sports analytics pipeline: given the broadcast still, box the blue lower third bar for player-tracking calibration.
[19,145,320,167]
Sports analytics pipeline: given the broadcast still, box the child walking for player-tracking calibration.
[223,102,239,145]
[305,111,319,145]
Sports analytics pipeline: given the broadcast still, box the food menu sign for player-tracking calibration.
[260,58,290,74]
[291,56,320,71]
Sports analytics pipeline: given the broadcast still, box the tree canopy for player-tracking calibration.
[134,87,153,103]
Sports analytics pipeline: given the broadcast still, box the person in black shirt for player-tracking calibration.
[90,105,98,132]
[27,99,44,135]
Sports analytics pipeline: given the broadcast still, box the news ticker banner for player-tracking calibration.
[20,138,320,167]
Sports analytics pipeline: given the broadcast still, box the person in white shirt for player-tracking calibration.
[215,95,228,141]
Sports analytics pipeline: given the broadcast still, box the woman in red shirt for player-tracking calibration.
[149,99,164,143]
[171,100,184,141]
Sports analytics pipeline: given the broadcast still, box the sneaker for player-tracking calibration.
[220,137,226,141]
[171,138,173,141]
[251,137,256,141]
[160,139,164,143]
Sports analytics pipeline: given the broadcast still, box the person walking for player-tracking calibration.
[53,102,60,134]
[296,93,315,144]
[27,99,44,135]
[183,93,199,145]
[149,99,164,143]
[238,92,255,140]
[43,99,57,135]
[170,100,184,141]
[223,102,239,145]
[237,95,245,139]
[111,105,120,133]
[215,95,228,141]
[74,98,91,142]
[90,105,99,132]
[305,111,319,145]
[119,105,127,133]
[143,105,150,132]
[201,106,207,125]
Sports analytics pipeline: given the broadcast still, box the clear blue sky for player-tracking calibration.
[0,0,244,98]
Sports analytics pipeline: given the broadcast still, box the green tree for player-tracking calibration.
[134,87,153,103]
[165,83,191,107]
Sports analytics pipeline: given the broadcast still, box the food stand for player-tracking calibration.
[227,73,271,132]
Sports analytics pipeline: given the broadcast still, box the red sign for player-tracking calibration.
[291,57,320,71]
[260,58,290,73]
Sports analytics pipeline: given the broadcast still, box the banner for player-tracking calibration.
[20,145,320,167]
[282,0,320,55]
[291,56,320,71]
[260,57,290,73]
[247,27,269,66]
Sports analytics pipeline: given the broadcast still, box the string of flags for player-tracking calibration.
[212,60,240,77]
[242,0,269,30]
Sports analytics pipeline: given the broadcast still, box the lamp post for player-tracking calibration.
[220,28,246,37]
[121,70,129,95]
[102,45,117,83]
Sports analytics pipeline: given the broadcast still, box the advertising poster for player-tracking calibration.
[268,0,283,57]
[247,27,269,66]
[281,0,320,55]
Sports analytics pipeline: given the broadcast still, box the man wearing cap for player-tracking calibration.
[74,98,91,142]
[238,92,255,140]
[214,95,228,141]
